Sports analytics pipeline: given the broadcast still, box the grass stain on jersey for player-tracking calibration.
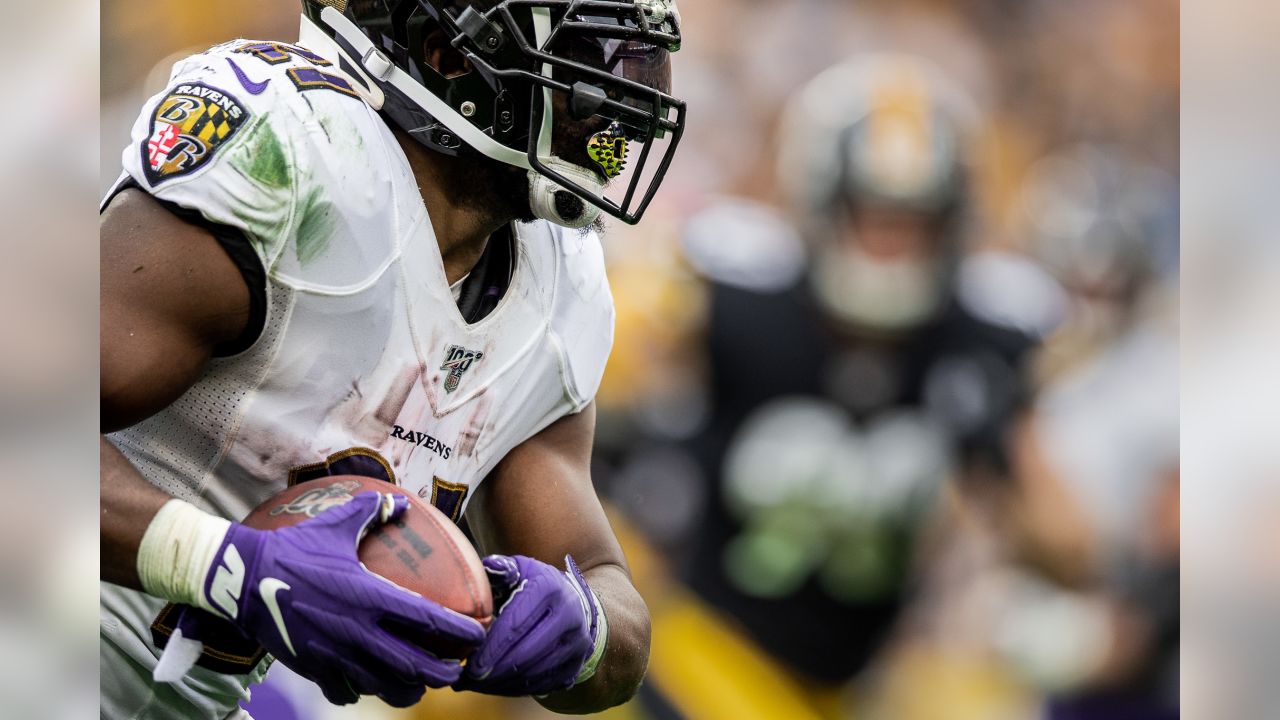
[295,185,335,266]
[239,123,290,190]
[227,122,293,243]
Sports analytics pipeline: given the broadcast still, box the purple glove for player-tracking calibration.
[198,492,485,706]
[453,554,601,696]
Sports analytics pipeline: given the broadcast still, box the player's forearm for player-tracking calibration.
[536,563,651,714]
[102,436,235,612]
[101,436,173,589]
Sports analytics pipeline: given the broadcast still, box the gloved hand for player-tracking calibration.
[161,492,486,707]
[453,554,604,697]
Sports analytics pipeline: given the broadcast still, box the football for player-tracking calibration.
[243,476,494,634]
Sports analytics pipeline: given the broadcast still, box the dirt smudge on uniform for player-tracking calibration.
[455,395,491,458]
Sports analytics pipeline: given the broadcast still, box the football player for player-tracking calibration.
[654,54,1092,716]
[100,0,684,717]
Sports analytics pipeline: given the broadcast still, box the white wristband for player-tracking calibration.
[136,499,231,613]
[574,588,609,686]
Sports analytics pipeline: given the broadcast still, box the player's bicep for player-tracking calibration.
[469,403,629,574]
[100,188,252,432]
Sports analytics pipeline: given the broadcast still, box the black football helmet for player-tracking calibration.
[776,54,975,333]
[299,0,685,228]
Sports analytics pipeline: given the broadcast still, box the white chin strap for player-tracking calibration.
[305,8,604,229]
[528,160,603,229]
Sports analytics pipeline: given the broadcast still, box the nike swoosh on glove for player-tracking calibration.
[453,554,600,697]
[174,492,485,707]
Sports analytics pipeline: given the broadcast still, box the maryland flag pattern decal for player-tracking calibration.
[142,83,249,185]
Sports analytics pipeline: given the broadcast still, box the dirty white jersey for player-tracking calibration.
[101,40,614,720]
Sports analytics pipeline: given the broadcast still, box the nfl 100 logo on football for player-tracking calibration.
[440,345,484,393]
[268,479,362,518]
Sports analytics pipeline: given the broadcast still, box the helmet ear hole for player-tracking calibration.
[421,24,472,78]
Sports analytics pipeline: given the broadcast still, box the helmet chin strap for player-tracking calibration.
[309,7,604,229]
[528,6,602,229]
[528,160,602,229]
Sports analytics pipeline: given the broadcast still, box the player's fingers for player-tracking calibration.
[486,652,579,697]
[469,621,578,689]
[308,643,403,700]
[464,631,516,679]
[467,594,559,676]
[327,673,370,702]
[535,644,590,691]
[466,632,531,679]
[318,679,359,706]
[563,554,587,587]
[490,665,577,697]
[305,491,380,530]
[309,492,404,539]
[370,630,466,688]
[324,646,427,707]
[402,648,464,688]
[452,674,526,697]
[376,682,427,709]
[378,590,486,648]
[563,554,595,616]
[295,657,359,706]
[458,664,569,698]
[480,554,522,594]
[372,492,409,525]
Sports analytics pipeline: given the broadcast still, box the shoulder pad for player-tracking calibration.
[956,251,1068,339]
[681,198,807,293]
[120,42,307,270]
[119,40,400,286]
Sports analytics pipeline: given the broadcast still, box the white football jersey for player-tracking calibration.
[101,39,614,720]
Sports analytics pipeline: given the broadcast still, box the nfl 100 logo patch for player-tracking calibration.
[440,345,484,394]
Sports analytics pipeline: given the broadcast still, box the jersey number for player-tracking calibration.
[234,41,360,99]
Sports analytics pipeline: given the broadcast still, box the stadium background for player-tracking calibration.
[100,1,1179,718]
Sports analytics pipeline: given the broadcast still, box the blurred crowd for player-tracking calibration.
[101,0,1178,718]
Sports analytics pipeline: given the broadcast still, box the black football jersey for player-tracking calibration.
[682,278,1036,683]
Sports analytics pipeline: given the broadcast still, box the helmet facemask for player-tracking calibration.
[303,0,686,229]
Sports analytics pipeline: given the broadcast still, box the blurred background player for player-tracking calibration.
[1019,144,1180,720]
[608,53,1093,719]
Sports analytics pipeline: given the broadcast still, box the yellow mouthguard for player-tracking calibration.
[587,124,629,179]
